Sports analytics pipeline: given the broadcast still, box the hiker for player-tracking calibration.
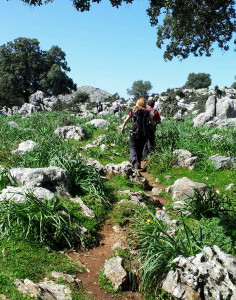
[97,101,103,113]
[121,97,155,170]
[147,99,161,150]
[113,101,120,114]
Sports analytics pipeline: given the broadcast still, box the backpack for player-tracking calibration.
[149,108,158,132]
[114,103,119,111]
[131,109,149,138]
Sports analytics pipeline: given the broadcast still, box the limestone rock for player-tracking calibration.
[11,140,37,155]
[104,256,127,291]
[70,197,95,218]
[9,167,70,194]
[162,245,236,300]
[86,118,110,128]
[105,161,149,188]
[0,186,54,202]
[8,121,18,128]
[54,126,88,141]
[210,154,236,169]
[173,149,198,168]
[166,177,207,200]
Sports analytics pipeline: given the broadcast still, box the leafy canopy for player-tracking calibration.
[184,73,212,89]
[12,0,236,60]
[0,37,76,105]
[127,80,152,100]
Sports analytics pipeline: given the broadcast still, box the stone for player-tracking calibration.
[85,158,106,176]
[105,161,149,188]
[54,126,88,141]
[86,119,110,128]
[225,183,234,191]
[8,121,18,128]
[210,154,236,169]
[70,197,95,218]
[173,149,198,168]
[0,186,55,202]
[216,97,236,119]
[11,140,37,155]
[166,177,207,200]
[152,187,163,196]
[14,279,40,297]
[162,245,236,300]
[38,280,72,300]
[51,272,75,283]
[104,256,127,291]
[9,167,70,194]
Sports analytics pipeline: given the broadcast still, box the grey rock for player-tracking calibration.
[70,197,95,218]
[166,177,207,200]
[8,121,18,128]
[105,161,149,188]
[225,183,234,191]
[85,158,106,176]
[11,140,37,155]
[54,126,88,141]
[210,154,236,169]
[162,245,236,300]
[173,149,198,168]
[9,167,70,194]
[104,256,127,291]
[0,186,54,202]
[86,118,110,128]
[152,187,163,196]
[216,97,236,119]
[51,272,75,283]
[76,85,112,103]
[38,280,72,300]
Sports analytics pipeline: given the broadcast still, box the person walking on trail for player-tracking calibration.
[147,99,161,150]
[97,101,103,113]
[121,97,155,170]
[113,101,120,114]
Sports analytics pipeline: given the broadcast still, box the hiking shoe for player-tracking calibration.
[130,159,136,166]
[135,162,141,169]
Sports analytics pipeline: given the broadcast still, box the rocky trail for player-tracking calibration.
[68,167,168,300]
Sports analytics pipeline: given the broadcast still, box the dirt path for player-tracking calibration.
[68,165,168,300]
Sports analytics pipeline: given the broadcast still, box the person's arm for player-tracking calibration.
[121,115,131,134]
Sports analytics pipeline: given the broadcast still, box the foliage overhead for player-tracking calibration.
[184,72,212,89]
[0,37,76,105]
[13,0,236,60]
[127,80,152,100]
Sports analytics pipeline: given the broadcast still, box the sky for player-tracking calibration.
[0,0,235,98]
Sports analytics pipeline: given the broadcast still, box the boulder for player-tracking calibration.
[11,140,37,155]
[216,97,236,119]
[162,245,236,300]
[173,149,198,168]
[9,167,70,194]
[210,154,236,169]
[85,158,106,176]
[104,256,127,291]
[105,161,149,188]
[166,177,207,200]
[54,126,88,141]
[86,119,110,128]
[8,121,18,128]
[0,186,54,202]
[70,197,95,218]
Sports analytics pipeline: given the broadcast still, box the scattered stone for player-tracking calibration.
[70,197,95,218]
[105,161,149,188]
[118,198,147,209]
[8,121,18,128]
[165,175,172,180]
[38,280,72,300]
[86,119,109,128]
[51,271,75,283]
[210,154,236,169]
[100,144,107,151]
[54,126,88,141]
[225,183,234,191]
[173,149,198,168]
[212,134,223,141]
[112,226,123,233]
[162,245,236,300]
[104,256,127,291]
[11,140,37,155]
[112,242,126,250]
[151,187,163,196]
[0,186,55,202]
[166,177,207,200]
[85,157,106,176]
[9,167,70,194]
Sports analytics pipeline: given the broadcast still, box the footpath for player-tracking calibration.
[68,170,168,300]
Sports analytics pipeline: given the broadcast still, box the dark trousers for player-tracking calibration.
[129,132,146,164]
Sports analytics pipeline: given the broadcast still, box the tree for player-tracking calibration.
[184,73,212,89]
[12,0,236,60]
[127,80,152,100]
[0,37,76,105]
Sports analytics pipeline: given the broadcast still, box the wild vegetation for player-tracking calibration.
[0,99,235,298]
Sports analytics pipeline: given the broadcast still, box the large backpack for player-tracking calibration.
[131,109,149,138]
[149,108,158,132]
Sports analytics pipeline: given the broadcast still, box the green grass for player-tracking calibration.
[0,238,85,299]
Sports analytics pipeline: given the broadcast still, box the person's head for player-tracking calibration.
[148,99,155,108]
[134,97,146,111]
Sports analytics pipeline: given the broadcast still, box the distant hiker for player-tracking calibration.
[121,97,155,170]
[113,101,120,114]
[97,101,103,113]
[147,99,161,150]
